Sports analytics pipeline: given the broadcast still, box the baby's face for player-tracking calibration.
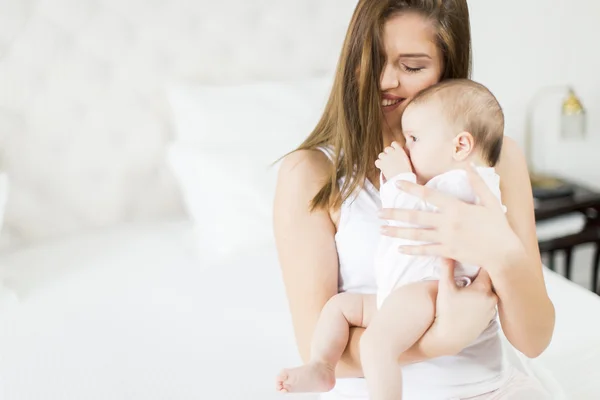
[401,101,456,183]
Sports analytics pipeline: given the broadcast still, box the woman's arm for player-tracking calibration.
[273,150,341,368]
[490,137,555,357]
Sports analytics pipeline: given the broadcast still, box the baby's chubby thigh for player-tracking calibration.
[361,280,439,362]
[324,292,378,329]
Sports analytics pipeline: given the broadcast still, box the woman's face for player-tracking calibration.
[380,12,444,145]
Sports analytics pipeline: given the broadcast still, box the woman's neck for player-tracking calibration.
[382,127,404,148]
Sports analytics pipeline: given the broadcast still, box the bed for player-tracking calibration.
[0,220,599,399]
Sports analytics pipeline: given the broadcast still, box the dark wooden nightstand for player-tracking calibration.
[533,177,600,294]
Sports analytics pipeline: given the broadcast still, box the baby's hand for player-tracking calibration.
[375,142,413,180]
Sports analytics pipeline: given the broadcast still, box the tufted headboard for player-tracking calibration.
[0,0,357,248]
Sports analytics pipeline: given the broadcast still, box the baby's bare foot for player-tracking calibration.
[276,362,335,393]
[375,141,412,180]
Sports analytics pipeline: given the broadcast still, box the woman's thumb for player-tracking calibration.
[439,258,457,292]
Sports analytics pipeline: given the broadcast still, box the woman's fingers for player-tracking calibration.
[438,258,457,294]
[464,268,497,321]
[395,180,456,209]
[378,208,439,228]
[471,268,492,290]
[380,226,438,242]
[471,269,498,305]
[397,243,446,257]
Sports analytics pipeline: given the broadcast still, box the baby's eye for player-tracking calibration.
[409,135,418,142]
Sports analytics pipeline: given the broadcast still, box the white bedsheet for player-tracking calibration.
[537,269,600,398]
[0,221,598,399]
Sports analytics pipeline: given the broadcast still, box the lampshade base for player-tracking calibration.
[530,173,574,200]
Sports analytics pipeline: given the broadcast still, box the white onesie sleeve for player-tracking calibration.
[380,172,430,232]
[375,172,437,307]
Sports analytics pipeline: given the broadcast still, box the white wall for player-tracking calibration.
[470,0,600,187]
[0,0,355,248]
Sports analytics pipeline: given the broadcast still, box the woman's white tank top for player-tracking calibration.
[316,146,509,400]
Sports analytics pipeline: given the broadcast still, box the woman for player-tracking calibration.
[273,0,555,399]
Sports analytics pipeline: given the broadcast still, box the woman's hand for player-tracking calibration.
[379,164,525,273]
[434,259,498,350]
[413,259,498,359]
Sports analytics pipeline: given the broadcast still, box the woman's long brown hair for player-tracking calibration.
[295,0,472,211]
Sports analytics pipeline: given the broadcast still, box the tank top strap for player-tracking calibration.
[315,145,335,162]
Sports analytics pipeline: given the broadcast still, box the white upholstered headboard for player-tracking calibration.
[0,0,357,247]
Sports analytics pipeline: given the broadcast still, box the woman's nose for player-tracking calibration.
[380,64,399,91]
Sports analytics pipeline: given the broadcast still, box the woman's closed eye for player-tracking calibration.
[402,64,424,73]
[408,135,418,143]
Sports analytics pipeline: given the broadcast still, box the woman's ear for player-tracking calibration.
[452,131,474,161]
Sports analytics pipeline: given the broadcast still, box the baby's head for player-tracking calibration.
[401,79,504,183]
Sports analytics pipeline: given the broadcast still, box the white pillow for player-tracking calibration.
[166,77,333,263]
[167,76,332,147]
[167,144,280,263]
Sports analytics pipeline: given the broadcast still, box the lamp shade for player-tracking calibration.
[561,88,586,139]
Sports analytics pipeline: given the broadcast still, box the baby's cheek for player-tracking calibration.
[413,153,436,180]
[409,149,422,166]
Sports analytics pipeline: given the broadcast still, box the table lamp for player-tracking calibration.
[561,88,586,139]
[524,85,587,199]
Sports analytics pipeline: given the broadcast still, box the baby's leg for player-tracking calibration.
[310,293,376,368]
[277,292,376,393]
[360,281,438,400]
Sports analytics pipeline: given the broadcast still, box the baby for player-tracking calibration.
[276,79,505,398]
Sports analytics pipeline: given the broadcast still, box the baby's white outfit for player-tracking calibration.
[375,167,505,308]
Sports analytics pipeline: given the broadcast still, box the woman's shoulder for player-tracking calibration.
[275,149,339,225]
[499,136,525,163]
[276,149,341,226]
[277,149,331,191]
[496,136,528,178]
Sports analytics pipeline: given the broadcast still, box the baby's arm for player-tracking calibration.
[277,293,376,393]
[376,143,427,223]
[380,172,423,212]
[380,173,433,249]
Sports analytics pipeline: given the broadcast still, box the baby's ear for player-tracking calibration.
[452,131,474,161]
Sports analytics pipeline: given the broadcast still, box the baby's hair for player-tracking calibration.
[406,79,504,166]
